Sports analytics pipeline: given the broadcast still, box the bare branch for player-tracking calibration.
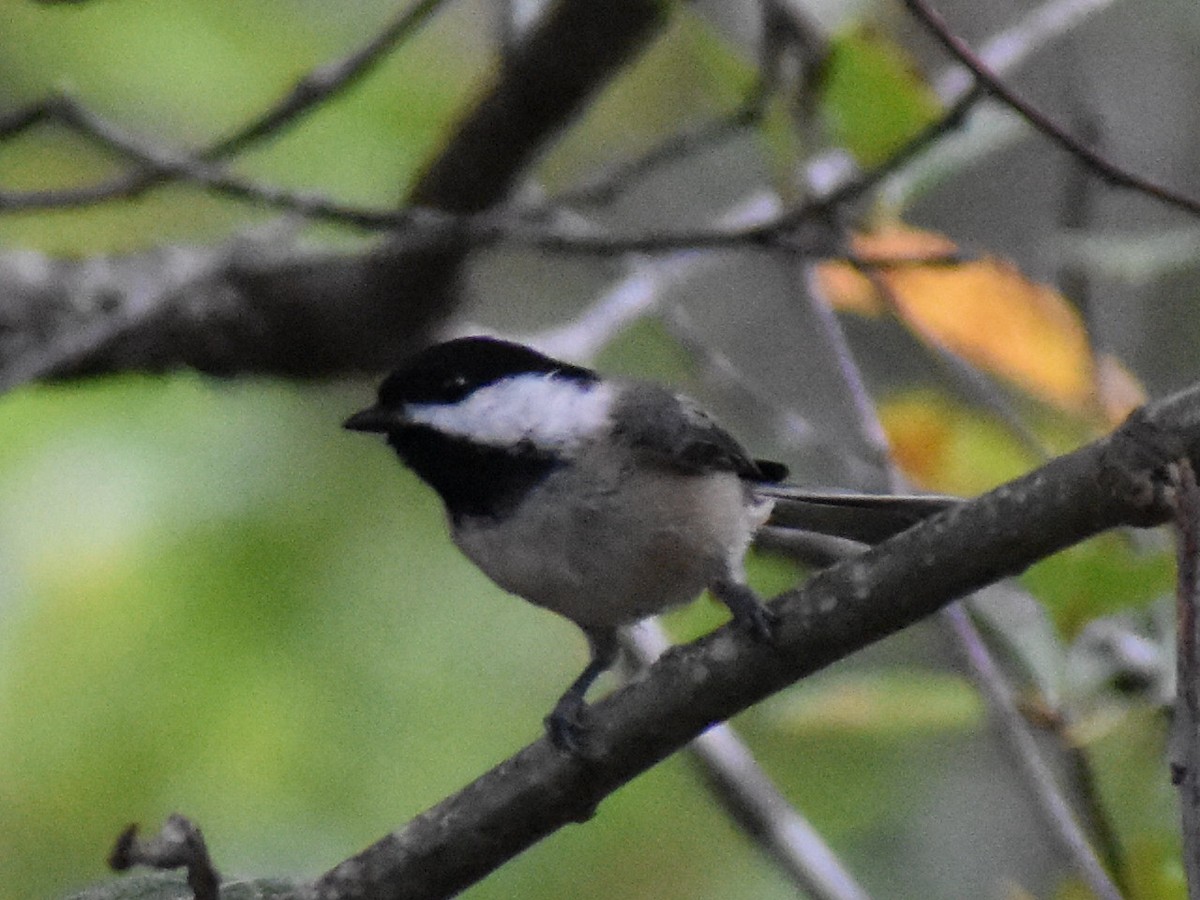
[0,0,674,387]
[902,0,1200,219]
[551,98,764,208]
[409,0,669,211]
[1170,459,1200,897]
[0,0,450,212]
[932,0,1124,101]
[213,0,452,158]
[0,230,458,381]
[624,622,872,900]
[845,258,1051,462]
[793,244,1123,895]
[0,95,423,227]
[945,605,1125,900]
[0,98,56,139]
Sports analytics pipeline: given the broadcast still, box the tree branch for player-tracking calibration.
[300,385,1194,899]
[0,0,450,212]
[109,815,220,900]
[944,605,1124,900]
[1170,458,1200,897]
[623,622,872,900]
[407,0,667,212]
[0,230,457,381]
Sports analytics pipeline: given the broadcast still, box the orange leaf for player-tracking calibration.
[879,392,1038,494]
[879,395,954,489]
[817,225,1100,413]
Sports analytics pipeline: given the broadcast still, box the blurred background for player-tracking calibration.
[0,0,1196,897]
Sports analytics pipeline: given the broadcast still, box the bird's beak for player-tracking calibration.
[343,405,397,433]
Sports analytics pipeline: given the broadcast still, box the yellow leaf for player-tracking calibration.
[893,259,1093,410]
[817,225,1105,414]
[878,394,954,488]
[879,391,1039,494]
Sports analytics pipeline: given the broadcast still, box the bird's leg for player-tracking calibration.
[710,578,778,642]
[545,627,619,753]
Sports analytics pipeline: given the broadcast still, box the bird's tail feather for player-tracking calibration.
[757,486,959,546]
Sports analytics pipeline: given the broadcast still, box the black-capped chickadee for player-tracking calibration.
[345,336,954,750]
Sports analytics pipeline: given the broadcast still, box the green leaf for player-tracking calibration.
[766,669,983,737]
[818,26,942,167]
[1021,534,1173,638]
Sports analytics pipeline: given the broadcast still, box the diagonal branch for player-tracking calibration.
[302,384,1194,899]
[0,0,450,212]
[212,0,452,158]
[623,621,872,900]
[945,605,1124,900]
[0,95,424,227]
[407,0,666,212]
[798,232,1121,895]
[901,0,1200,219]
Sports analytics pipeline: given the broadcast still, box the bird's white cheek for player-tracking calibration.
[406,376,615,451]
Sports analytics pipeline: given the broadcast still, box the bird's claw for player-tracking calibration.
[545,695,591,754]
[742,602,779,644]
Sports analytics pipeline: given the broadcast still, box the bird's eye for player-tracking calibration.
[441,374,469,397]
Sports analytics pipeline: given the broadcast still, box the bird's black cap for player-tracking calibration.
[344,336,597,432]
[377,336,596,408]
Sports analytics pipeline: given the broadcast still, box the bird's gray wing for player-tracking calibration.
[610,384,780,481]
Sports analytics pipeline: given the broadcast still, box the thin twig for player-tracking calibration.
[552,97,764,208]
[0,95,427,227]
[933,0,1121,101]
[809,0,1121,211]
[526,255,686,360]
[1055,58,1101,333]
[945,606,1125,900]
[0,0,450,211]
[525,191,779,360]
[0,99,55,139]
[795,220,1117,895]
[0,92,957,250]
[624,622,872,900]
[0,7,1057,250]
[848,257,1051,462]
[212,0,451,158]
[901,0,1200,219]
[1051,700,1130,884]
[802,86,984,217]
[798,261,895,480]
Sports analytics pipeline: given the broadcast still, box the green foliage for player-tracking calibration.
[1087,709,1184,900]
[0,375,825,899]
[767,669,983,737]
[816,26,942,166]
[1022,535,1174,637]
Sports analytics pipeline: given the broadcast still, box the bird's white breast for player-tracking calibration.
[451,445,772,629]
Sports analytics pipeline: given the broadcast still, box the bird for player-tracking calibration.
[344,335,955,750]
